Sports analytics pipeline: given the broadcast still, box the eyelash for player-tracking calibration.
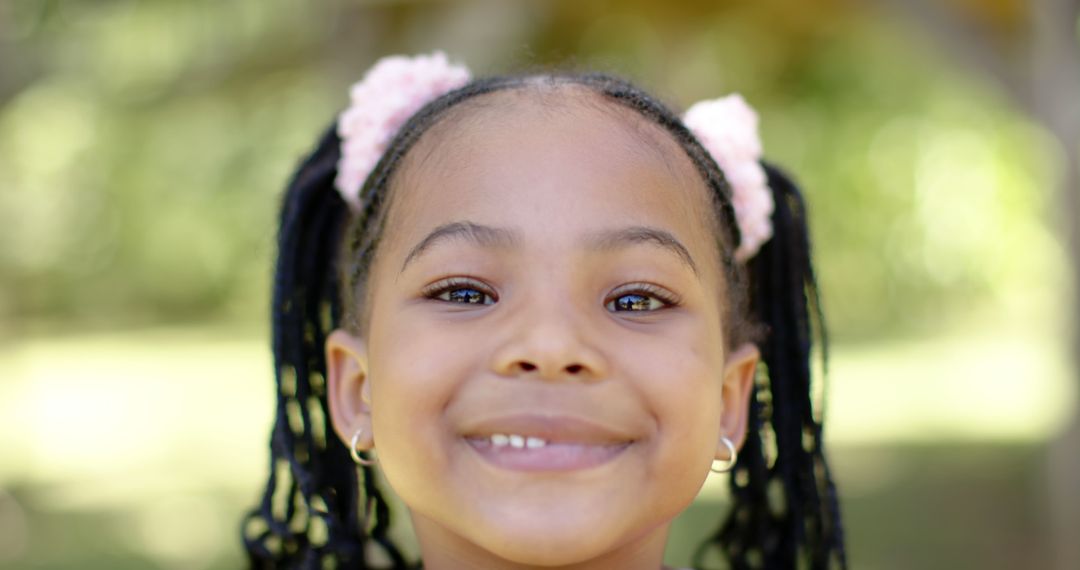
[605,282,681,312]
[420,277,681,312]
[421,277,498,306]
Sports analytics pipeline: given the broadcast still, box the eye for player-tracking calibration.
[605,283,680,313]
[422,277,497,305]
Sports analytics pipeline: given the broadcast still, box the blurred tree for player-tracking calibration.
[0,0,1057,342]
[872,0,1080,567]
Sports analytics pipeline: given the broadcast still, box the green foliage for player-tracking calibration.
[2,0,339,324]
[0,0,1058,341]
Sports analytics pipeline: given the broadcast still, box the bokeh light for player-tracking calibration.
[2,1,1076,568]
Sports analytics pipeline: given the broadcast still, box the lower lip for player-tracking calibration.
[464,438,632,472]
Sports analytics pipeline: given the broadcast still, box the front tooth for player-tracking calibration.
[508,434,525,449]
[491,434,509,447]
[525,437,546,449]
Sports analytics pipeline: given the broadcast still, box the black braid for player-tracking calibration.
[695,164,846,569]
[246,68,845,569]
[243,123,409,569]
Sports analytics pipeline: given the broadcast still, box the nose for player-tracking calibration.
[489,301,609,382]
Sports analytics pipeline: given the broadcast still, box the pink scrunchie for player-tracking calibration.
[682,94,775,262]
[334,51,472,210]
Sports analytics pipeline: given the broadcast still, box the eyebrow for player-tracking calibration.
[400,220,698,276]
[400,221,520,273]
[586,225,699,275]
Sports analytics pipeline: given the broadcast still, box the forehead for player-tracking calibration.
[380,86,721,278]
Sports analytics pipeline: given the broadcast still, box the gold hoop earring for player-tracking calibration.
[710,436,737,473]
[349,428,376,466]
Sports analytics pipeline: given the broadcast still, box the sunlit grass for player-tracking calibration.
[826,325,1074,444]
[1,321,1072,488]
[0,328,274,494]
[0,321,1072,567]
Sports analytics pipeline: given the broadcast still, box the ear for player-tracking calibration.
[326,328,374,452]
[717,342,760,457]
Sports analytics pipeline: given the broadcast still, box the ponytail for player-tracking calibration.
[242,124,410,569]
[695,163,846,569]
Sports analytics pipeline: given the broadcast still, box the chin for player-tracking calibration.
[458,502,640,565]
[474,529,614,566]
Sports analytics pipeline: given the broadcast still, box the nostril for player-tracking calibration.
[510,361,588,376]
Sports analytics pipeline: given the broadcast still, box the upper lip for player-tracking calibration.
[458,413,638,445]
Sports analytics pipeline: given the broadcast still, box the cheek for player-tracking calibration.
[364,300,495,472]
[365,311,444,448]
[367,307,470,419]
[617,315,725,448]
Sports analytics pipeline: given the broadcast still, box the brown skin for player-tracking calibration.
[325,88,759,570]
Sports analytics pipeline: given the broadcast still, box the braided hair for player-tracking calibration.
[243,71,846,569]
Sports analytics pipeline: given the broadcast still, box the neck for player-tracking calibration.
[411,511,676,570]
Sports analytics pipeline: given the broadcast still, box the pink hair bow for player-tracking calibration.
[334,51,472,210]
[683,95,774,262]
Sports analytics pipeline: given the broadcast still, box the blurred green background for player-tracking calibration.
[2,0,1078,568]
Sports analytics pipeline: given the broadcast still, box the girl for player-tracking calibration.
[243,52,846,569]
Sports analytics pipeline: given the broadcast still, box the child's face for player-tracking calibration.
[328,89,758,567]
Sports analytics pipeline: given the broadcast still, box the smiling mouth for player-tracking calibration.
[458,413,638,472]
[463,435,633,472]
